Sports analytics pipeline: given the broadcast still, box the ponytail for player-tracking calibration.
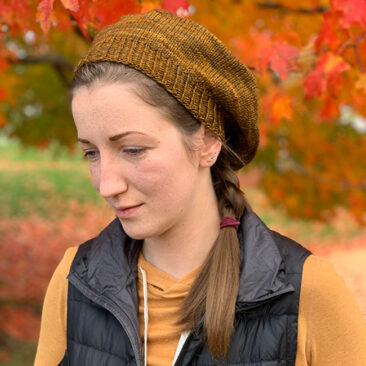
[179,147,248,361]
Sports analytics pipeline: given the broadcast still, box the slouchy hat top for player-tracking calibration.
[75,9,259,170]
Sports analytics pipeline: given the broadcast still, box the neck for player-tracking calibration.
[142,176,220,280]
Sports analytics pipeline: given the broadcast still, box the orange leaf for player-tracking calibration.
[60,0,79,12]
[0,2,12,25]
[324,54,349,73]
[355,73,366,92]
[331,0,366,28]
[316,12,343,53]
[36,0,55,33]
[72,0,141,38]
[304,66,325,98]
[271,94,293,123]
[320,95,339,119]
[304,53,350,98]
[248,30,299,80]
[141,0,161,13]
[268,42,299,80]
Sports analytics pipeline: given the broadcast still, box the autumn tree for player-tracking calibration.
[0,0,365,223]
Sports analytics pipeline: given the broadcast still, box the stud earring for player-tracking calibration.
[208,152,217,162]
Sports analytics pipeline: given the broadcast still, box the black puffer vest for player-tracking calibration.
[58,208,311,366]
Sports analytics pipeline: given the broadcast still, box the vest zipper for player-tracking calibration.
[172,330,190,366]
[68,273,143,366]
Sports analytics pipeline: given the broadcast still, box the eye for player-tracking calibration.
[83,150,99,161]
[123,147,146,157]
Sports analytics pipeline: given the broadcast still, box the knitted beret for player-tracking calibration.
[75,9,259,170]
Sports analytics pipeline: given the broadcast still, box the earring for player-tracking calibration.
[208,152,217,162]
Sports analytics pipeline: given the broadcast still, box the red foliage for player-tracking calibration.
[304,52,350,98]
[161,0,190,16]
[0,202,113,340]
[331,0,366,28]
[60,0,79,12]
[70,0,142,38]
[0,306,41,340]
[233,30,300,80]
[0,352,9,362]
[316,12,345,52]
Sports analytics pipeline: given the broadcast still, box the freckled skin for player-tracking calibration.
[71,82,219,252]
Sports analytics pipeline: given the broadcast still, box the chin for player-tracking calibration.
[119,219,156,240]
[119,217,174,241]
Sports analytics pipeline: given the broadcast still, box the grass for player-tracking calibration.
[0,136,104,219]
[0,169,103,218]
[0,135,83,162]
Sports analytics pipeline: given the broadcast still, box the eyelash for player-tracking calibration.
[83,148,146,160]
[83,150,97,160]
[123,147,146,156]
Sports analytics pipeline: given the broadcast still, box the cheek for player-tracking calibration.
[89,164,101,191]
[135,156,196,205]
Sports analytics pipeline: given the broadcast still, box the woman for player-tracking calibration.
[34,9,366,366]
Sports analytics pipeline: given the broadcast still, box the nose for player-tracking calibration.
[97,155,128,199]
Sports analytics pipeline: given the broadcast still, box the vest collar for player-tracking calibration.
[70,207,294,310]
[236,207,294,309]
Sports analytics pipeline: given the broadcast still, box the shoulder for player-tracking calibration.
[300,253,366,333]
[50,246,79,287]
[301,254,364,312]
[301,254,352,300]
[59,246,79,273]
[270,230,312,273]
[298,254,366,365]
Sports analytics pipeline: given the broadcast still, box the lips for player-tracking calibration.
[117,204,141,211]
[115,204,143,219]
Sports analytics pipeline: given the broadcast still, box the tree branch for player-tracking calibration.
[353,33,366,73]
[8,54,74,88]
[336,32,366,72]
[353,44,365,73]
[69,14,94,42]
[256,1,328,14]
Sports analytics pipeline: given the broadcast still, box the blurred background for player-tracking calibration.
[1,0,365,364]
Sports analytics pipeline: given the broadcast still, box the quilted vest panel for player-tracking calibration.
[173,233,309,366]
[59,283,137,366]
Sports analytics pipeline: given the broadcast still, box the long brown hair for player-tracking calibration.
[71,62,249,360]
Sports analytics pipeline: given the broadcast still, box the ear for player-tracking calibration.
[198,126,222,168]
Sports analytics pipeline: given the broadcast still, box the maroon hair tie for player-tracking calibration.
[220,216,240,230]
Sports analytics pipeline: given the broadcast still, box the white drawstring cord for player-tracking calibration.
[139,267,149,366]
[139,265,190,366]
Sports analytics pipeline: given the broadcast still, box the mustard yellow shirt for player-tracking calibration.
[34,247,366,366]
[137,252,200,365]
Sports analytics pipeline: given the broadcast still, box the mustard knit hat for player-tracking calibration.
[75,9,259,170]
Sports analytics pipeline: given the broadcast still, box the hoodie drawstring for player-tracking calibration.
[139,266,148,366]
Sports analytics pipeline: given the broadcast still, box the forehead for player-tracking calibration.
[71,82,179,138]
[72,82,142,118]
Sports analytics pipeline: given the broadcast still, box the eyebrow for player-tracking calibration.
[77,131,147,144]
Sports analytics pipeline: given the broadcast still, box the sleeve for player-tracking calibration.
[296,254,366,366]
[34,246,78,366]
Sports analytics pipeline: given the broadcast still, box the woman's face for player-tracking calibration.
[71,82,206,240]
